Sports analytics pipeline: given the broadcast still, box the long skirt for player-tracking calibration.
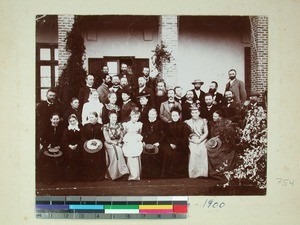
[207,142,235,180]
[126,156,142,180]
[161,144,189,179]
[81,149,106,182]
[141,150,162,179]
[188,140,208,178]
[105,142,129,180]
[64,147,81,182]
[36,149,65,184]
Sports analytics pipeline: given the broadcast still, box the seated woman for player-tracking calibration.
[185,105,209,178]
[37,113,64,184]
[81,112,106,181]
[161,107,190,178]
[206,110,238,180]
[103,111,129,180]
[122,108,143,181]
[82,90,104,125]
[102,92,120,125]
[141,108,165,179]
[61,114,82,182]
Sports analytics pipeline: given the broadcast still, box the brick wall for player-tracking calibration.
[58,15,75,76]
[158,15,178,89]
[250,16,268,94]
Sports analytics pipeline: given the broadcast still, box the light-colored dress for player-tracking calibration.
[103,123,129,180]
[82,100,104,125]
[185,118,208,178]
[122,121,143,180]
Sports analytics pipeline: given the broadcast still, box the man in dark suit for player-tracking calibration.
[135,76,155,107]
[160,89,182,123]
[97,74,112,104]
[222,90,242,124]
[201,93,219,122]
[154,80,168,112]
[225,69,247,104]
[185,79,206,108]
[139,67,156,91]
[94,65,109,89]
[174,86,184,104]
[36,88,62,146]
[120,86,137,123]
[109,75,123,107]
[181,90,195,121]
[118,63,137,92]
[208,81,224,108]
[78,74,94,106]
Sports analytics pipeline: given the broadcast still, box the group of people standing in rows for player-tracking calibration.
[36,63,266,184]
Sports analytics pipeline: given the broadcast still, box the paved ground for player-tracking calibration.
[36,178,265,196]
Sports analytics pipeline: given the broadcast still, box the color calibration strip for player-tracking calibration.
[36,196,188,219]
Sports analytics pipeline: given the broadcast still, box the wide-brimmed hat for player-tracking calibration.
[191,79,204,85]
[84,139,103,153]
[44,147,63,157]
[205,137,222,152]
[143,144,159,155]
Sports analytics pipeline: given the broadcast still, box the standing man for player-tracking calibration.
[97,74,112,104]
[208,81,224,107]
[186,79,205,108]
[94,65,109,89]
[160,89,182,123]
[225,69,247,104]
[222,90,242,124]
[139,67,156,90]
[181,90,195,121]
[36,88,62,143]
[174,86,184,104]
[154,80,168,112]
[135,77,155,107]
[78,74,94,106]
[109,75,123,107]
[118,63,137,91]
[201,93,219,122]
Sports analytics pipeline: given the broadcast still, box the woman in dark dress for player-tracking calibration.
[61,114,82,182]
[141,108,165,179]
[81,111,106,181]
[207,110,239,180]
[161,107,191,178]
[37,113,64,184]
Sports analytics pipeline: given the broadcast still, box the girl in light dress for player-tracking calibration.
[122,107,143,180]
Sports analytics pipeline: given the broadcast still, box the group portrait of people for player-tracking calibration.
[36,63,267,184]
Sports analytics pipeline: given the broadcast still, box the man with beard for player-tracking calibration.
[135,76,155,107]
[94,65,109,89]
[139,67,156,91]
[119,86,137,123]
[118,63,137,91]
[154,80,168,111]
[109,75,123,107]
[37,88,62,140]
[181,90,195,121]
[120,77,129,89]
[241,91,266,123]
[222,90,241,124]
[174,86,183,104]
[97,74,112,104]
[208,81,224,107]
[78,74,95,106]
[201,93,219,122]
[225,69,247,104]
[136,93,152,123]
[160,89,182,123]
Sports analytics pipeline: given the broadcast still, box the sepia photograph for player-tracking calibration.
[35,14,268,196]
